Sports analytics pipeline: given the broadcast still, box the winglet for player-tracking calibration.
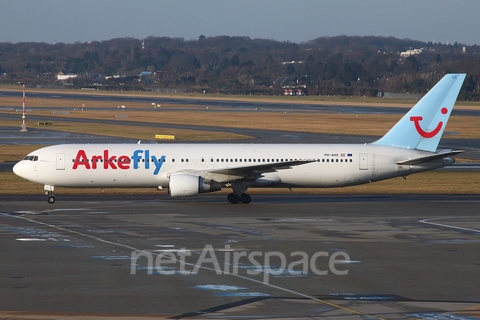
[372,74,466,152]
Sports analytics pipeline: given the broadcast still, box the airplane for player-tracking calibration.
[13,73,466,204]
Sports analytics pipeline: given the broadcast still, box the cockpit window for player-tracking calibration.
[23,155,38,161]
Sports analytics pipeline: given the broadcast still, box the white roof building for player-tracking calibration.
[56,71,78,81]
[400,48,423,58]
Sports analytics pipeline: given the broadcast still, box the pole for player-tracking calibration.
[20,82,27,132]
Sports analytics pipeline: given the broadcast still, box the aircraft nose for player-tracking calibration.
[13,161,25,178]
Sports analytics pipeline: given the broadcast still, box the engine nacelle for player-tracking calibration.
[168,174,221,197]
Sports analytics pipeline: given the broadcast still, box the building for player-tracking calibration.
[56,71,78,81]
[400,48,423,58]
[282,85,306,96]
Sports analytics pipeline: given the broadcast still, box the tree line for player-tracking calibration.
[0,35,479,99]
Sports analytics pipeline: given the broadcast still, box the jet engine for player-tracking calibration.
[168,174,221,197]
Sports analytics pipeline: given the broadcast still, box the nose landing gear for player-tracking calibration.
[44,185,55,204]
[46,191,55,204]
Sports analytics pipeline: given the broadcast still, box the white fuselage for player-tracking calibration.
[12,74,465,203]
[13,143,450,190]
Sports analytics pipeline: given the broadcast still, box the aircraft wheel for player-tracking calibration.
[240,193,251,204]
[47,196,55,204]
[227,193,240,204]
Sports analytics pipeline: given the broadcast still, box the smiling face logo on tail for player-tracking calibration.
[372,74,465,152]
[409,107,448,138]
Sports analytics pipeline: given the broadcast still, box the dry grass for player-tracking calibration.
[2,85,480,108]
[31,121,251,141]
[0,144,45,162]
[0,118,252,153]
[1,170,479,196]
[1,91,479,196]
[2,90,479,138]
[21,109,480,139]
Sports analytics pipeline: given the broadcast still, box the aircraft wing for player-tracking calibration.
[170,159,316,182]
[395,150,464,165]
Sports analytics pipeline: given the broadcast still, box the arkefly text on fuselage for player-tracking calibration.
[13,74,466,204]
[73,149,166,175]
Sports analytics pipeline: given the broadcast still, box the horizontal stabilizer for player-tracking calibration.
[395,150,464,165]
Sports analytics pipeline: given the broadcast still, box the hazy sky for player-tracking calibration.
[1,0,479,45]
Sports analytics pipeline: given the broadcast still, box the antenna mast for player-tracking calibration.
[20,82,27,132]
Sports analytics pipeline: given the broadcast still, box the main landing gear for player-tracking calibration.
[227,193,251,204]
[227,181,251,204]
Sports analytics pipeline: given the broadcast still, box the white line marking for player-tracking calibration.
[0,212,384,320]
[419,216,480,234]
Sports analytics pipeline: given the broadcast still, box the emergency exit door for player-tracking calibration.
[359,153,368,170]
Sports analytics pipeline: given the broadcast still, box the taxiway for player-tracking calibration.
[0,195,479,318]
